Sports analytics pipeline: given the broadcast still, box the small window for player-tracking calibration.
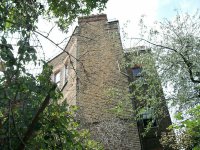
[132,67,142,77]
[141,108,157,128]
[54,71,61,87]
[64,65,68,83]
[143,118,157,128]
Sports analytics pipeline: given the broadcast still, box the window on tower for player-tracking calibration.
[64,65,68,83]
[54,71,61,87]
[141,108,157,128]
[132,67,142,77]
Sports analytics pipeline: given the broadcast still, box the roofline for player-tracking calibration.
[78,14,107,24]
[47,26,78,63]
[107,20,119,23]
[47,17,120,63]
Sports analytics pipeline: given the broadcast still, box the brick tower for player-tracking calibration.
[48,14,171,150]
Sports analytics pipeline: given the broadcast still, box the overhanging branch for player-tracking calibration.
[131,37,200,83]
[17,84,57,150]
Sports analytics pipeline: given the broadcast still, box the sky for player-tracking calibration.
[37,0,200,60]
[34,0,200,118]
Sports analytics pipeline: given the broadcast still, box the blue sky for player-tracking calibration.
[157,0,200,19]
[102,0,200,48]
[34,0,200,120]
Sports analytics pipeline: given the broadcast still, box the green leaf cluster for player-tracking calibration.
[0,0,108,32]
[0,0,108,149]
[127,10,200,149]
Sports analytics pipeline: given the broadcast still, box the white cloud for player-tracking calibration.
[37,0,199,58]
[37,0,160,58]
[179,0,199,14]
[180,0,192,11]
[105,0,158,36]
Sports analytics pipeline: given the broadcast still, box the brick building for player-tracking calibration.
[48,14,171,150]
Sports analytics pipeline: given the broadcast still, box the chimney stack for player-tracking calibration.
[78,14,107,25]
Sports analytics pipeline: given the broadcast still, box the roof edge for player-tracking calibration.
[47,26,78,63]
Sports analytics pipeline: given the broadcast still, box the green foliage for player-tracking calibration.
[0,35,56,149]
[128,10,200,149]
[29,102,103,149]
[105,87,133,118]
[0,0,43,32]
[125,51,168,123]
[47,0,108,31]
[161,105,200,149]
[0,0,108,32]
[0,0,107,149]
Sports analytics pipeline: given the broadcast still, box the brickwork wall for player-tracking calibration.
[48,33,77,106]
[48,14,173,150]
[48,14,142,150]
[76,15,141,149]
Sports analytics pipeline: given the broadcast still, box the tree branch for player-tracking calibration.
[131,37,200,83]
[17,84,57,150]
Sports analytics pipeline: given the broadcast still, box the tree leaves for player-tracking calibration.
[46,0,108,31]
[134,10,200,149]
[0,37,15,66]
[0,0,108,149]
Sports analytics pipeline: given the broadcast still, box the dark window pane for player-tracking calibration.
[140,108,157,128]
[143,118,157,128]
[132,67,142,77]
[54,71,60,86]
[65,65,68,83]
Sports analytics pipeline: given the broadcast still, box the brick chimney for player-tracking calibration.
[78,14,107,25]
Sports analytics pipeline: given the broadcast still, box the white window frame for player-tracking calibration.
[54,71,61,87]
[63,64,68,85]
